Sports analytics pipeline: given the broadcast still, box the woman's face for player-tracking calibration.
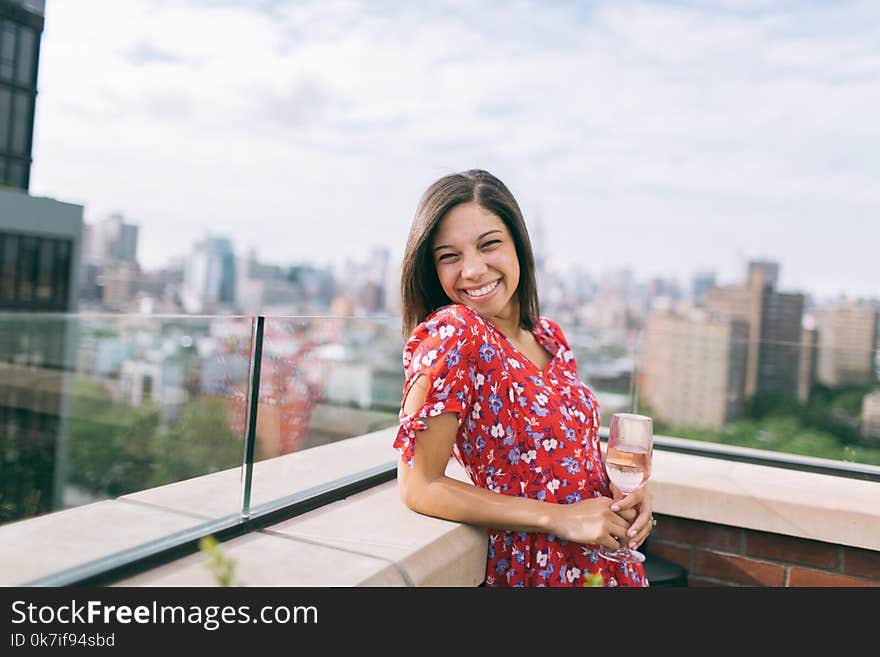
[431,202,521,327]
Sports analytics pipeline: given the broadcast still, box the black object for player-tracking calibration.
[644,552,689,587]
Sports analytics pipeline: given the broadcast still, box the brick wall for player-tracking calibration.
[643,514,880,587]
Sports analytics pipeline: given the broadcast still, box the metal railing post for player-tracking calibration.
[240,315,265,519]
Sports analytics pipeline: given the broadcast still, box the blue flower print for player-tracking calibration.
[479,343,496,363]
[524,423,544,442]
[531,401,549,417]
[445,348,461,368]
[538,561,555,580]
[495,559,510,576]
[562,456,581,475]
[488,393,503,415]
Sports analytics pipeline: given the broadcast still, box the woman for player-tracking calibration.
[395,170,653,587]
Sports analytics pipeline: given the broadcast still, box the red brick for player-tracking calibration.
[651,516,741,552]
[842,547,880,580]
[644,540,691,572]
[694,549,785,586]
[788,567,879,587]
[745,530,839,569]
[688,576,738,587]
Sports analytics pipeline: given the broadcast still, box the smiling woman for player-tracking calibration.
[393,170,655,587]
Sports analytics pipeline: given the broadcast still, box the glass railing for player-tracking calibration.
[0,310,877,584]
[247,315,401,507]
[569,319,880,469]
[0,313,256,525]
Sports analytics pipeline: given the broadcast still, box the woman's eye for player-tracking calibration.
[481,240,501,249]
[437,253,457,262]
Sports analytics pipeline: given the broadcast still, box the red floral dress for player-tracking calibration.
[395,304,648,587]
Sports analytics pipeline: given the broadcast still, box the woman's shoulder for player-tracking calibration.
[410,304,487,339]
[534,314,571,349]
[424,303,485,327]
[405,305,485,352]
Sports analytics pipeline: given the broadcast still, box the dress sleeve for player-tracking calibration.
[394,305,479,468]
[537,316,574,363]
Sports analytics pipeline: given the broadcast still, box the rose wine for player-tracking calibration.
[604,445,651,493]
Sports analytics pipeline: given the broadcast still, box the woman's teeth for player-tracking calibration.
[464,280,499,298]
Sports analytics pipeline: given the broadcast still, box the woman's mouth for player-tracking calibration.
[462,279,500,299]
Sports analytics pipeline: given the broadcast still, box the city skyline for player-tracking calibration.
[26,0,880,301]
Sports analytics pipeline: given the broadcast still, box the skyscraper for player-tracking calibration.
[0,0,42,191]
[0,2,86,524]
[703,260,806,400]
[814,302,879,387]
[639,308,749,430]
[691,270,717,305]
[181,236,237,313]
[85,213,139,266]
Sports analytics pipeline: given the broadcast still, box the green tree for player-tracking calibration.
[149,398,242,486]
[67,379,160,496]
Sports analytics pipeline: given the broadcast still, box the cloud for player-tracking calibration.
[27,0,880,300]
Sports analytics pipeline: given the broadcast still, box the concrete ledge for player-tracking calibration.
[651,449,880,551]
[0,427,877,586]
[114,531,411,587]
[0,500,204,585]
[115,479,487,587]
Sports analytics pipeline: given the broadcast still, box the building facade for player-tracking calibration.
[181,236,236,314]
[0,0,42,191]
[638,309,749,430]
[703,261,807,401]
[814,302,879,388]
[0,187,83,524]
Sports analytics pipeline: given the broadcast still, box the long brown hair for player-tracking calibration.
[400,169,540,338]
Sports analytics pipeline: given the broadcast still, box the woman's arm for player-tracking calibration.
[397,377,634,550]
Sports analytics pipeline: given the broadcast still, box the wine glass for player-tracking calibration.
[599,413,653,564]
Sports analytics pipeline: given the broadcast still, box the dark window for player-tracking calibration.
[0,156,6,184]
[0,87,10,151]
[0,21,15,81]
[10,91,30,156]
[8,159,24,187]
[36,238,53,302]
[15,26,34,86]
[53,239,70,305]
[0,233,18,301]
[16,235,36,302]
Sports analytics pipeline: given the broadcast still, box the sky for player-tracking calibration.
[27,0,880,302]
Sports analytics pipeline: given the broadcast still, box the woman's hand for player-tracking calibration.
[610,483,655,550]
[548,497,636,551]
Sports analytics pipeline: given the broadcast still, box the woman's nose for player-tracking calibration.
[461,253,488,280]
